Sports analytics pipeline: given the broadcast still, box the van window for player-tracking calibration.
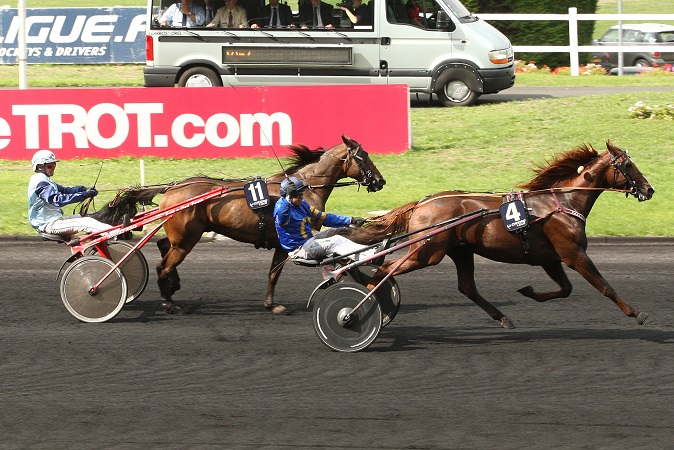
[387,0,443,29]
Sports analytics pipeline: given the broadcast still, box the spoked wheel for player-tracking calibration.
[313,281,382,352]
[86,241,149,303]
[60,256,128,323]
[341,264,401,327]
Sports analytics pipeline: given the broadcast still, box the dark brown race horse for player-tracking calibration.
[341,141,655,328]
[94,135,385,313]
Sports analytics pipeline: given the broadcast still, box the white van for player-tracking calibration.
[144,0,515,106]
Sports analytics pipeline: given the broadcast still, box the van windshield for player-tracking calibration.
[438,0,472,21]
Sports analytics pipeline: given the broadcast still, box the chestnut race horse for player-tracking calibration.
[341,141,655,328]
[94,135,385,314]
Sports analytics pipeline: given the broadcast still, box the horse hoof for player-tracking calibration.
[266,304,286,315]
[636,311,650,325]
[162,301,183,314]
[500,317,516,329]
[517,285,535,299]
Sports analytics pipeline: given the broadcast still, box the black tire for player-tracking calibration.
[437,79,480,107]
[633,58,650,67]
[60,256,127,323]
[178,67,222,87]
[313,282,382,352]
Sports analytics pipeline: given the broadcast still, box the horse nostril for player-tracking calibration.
[380,179,387,186]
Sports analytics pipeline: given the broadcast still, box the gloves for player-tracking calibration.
[285,182,298,199]
[85,188,98,198]
[350,217,366,227]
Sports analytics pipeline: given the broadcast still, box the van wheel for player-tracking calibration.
[178,67,222,87]
[633,58,650,67]
[437,79,479,106]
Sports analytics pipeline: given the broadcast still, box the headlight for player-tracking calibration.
[489,47,513,64]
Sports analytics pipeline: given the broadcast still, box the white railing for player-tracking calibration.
[479,8,674,76]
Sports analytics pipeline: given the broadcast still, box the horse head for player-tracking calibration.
[606,140,655,202]
[337,134,386,192]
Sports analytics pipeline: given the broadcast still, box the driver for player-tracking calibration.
[273,176,375,262]
[27,150,110,237]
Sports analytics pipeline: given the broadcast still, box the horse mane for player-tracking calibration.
[284,144,325,174]
[516,144,599,191]
[89,185,168,225]
[338,201,418,244]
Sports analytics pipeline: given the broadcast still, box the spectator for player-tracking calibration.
[405,0,423,27]
[339,0,372,26]
[160,0,206,27]
[208,0,249,28]
[251,0,294,28]
[298,0,336,28]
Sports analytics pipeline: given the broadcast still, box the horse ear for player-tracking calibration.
[341,134,352,145]
[606,139,616,152]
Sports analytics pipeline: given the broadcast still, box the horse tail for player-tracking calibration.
[89,185,169,225]
[338,201,418,245]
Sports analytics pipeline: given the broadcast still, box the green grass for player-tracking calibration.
[3,90,672,236]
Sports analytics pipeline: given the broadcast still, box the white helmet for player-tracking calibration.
[32,150,59,172]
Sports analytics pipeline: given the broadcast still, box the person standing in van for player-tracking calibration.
[299,0,335,28]
[208,0,249,27]
[159,0,206,27]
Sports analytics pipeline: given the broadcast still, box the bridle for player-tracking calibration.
[326,144,379,192]
[609,149,644,197]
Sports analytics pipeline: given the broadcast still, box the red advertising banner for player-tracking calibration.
[0,85,410,160]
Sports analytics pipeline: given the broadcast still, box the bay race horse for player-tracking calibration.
[93,135,385,314]
[341,141,655,328]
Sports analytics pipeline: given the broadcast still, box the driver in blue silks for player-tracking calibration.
[27,150,110,237]
[273,176,374,261]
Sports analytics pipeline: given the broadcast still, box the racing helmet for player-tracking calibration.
[31,150,59,172]
[280,176,306,198]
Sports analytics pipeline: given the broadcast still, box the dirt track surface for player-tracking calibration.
[1,238,673,449]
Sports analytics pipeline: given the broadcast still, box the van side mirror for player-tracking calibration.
[436,10,456,32]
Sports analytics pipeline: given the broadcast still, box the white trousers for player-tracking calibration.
[44,215,110,236]
[290,231,371,261]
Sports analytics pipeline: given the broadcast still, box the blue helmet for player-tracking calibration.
[280,176,306,197]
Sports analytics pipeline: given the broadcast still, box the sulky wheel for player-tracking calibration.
[86,241,149,303]
[313,281,382,352]
[340,264,401,327]
[60,256,128,323]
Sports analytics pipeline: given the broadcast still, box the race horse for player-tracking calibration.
[93,135,385,314]
[341,141,655,328]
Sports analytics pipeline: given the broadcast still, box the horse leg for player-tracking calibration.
[517,262,573,302]
[560,249,649,325]
[448,247,515,329]
[264,248,288,314]
[157,237,181,295]
[156,239,197,314]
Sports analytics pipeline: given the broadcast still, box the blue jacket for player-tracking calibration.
[273,197,351,251]
[27,173,88,231]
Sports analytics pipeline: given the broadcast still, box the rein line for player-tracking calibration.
[417,186,632,206]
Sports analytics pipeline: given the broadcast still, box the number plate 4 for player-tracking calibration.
[499,200,528,232]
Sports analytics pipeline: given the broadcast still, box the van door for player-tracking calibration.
[378,0,454,90]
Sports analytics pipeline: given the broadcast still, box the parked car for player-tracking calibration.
[591,23,674,70]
